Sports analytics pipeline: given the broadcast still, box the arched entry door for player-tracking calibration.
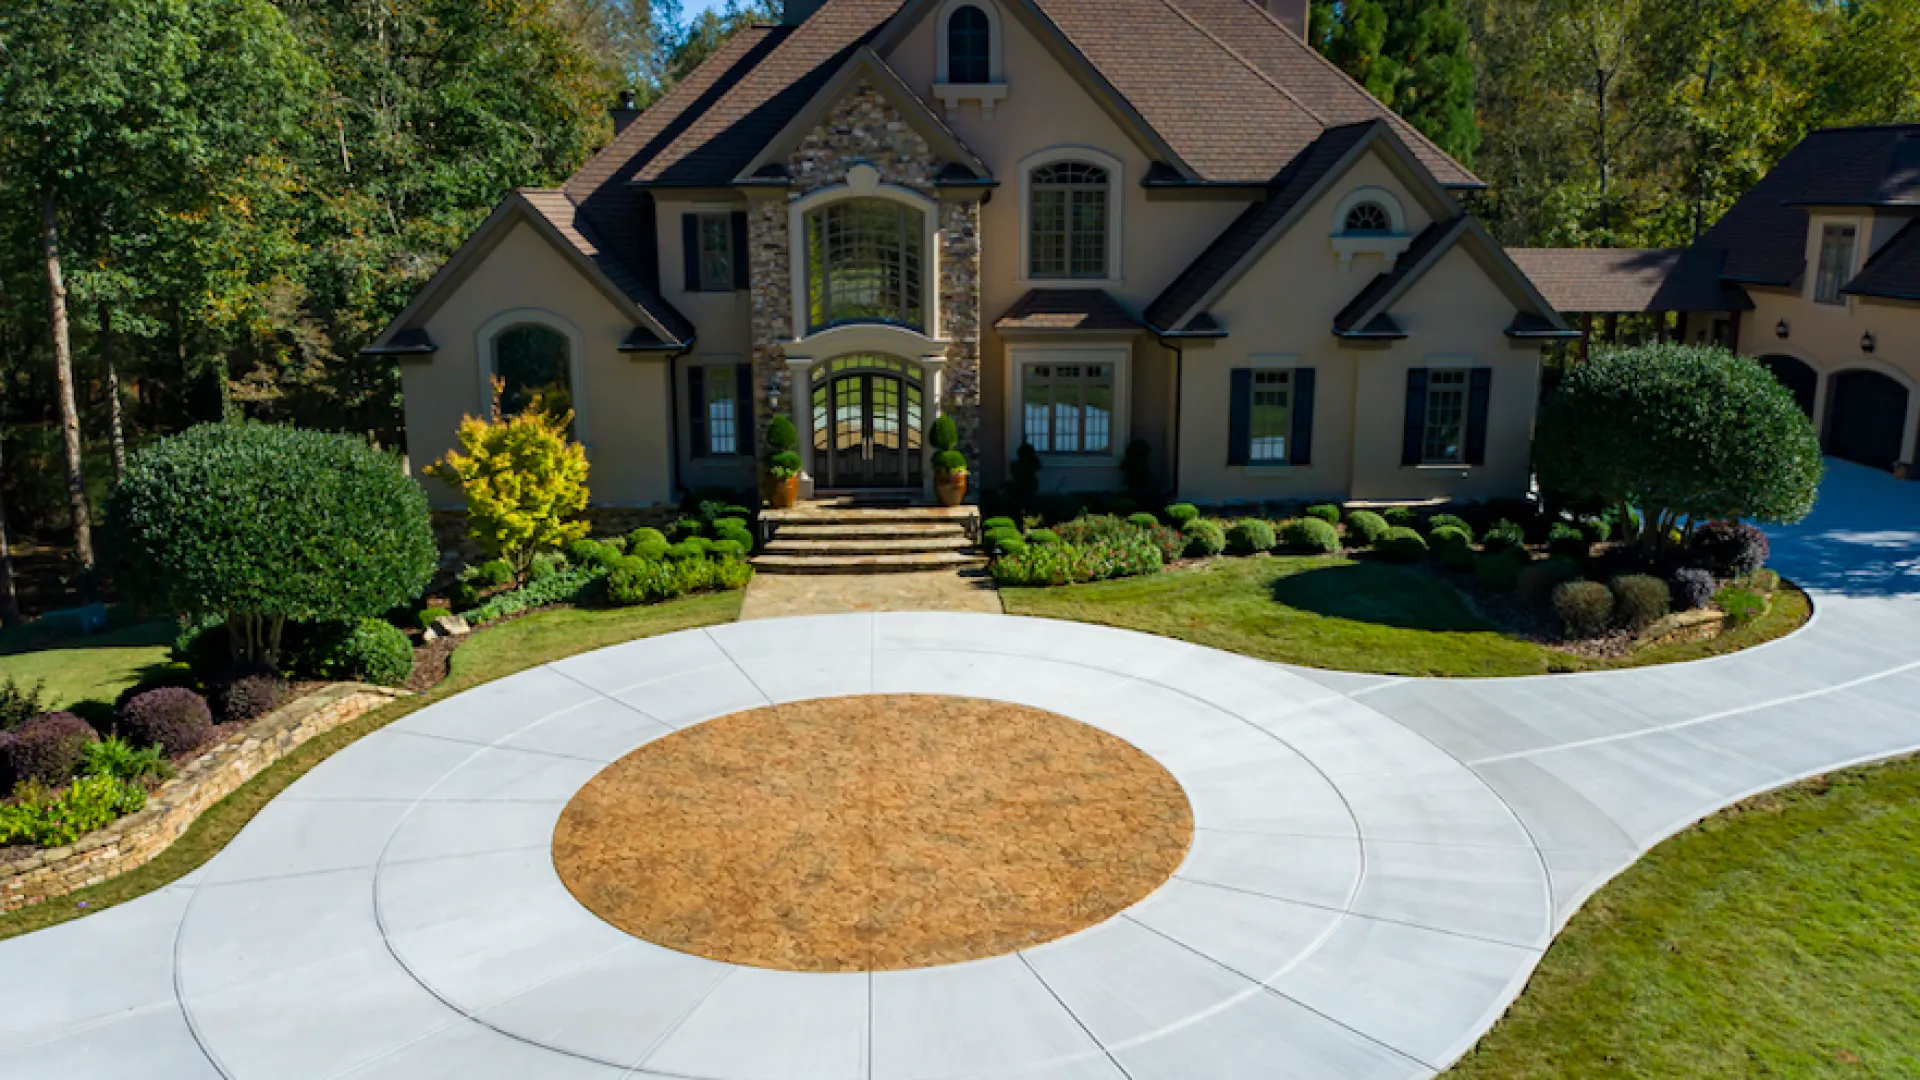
[1757,354,1817,419]
[810,354,924,488]
[1825,369,1910,470]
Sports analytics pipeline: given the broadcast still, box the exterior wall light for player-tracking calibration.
[1862,331,1876,353]
[1775,319,1789,339]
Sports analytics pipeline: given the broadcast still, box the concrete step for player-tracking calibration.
[750,551,989,575]
[765,536,976,556]
[761,505,978,529]
[774,522,971,541]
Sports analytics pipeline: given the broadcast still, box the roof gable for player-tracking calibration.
[1844,216,1920,303]
[1333,217,1568,338]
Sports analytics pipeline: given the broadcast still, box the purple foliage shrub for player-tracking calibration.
[119,688,215,756]
[3,712,98,786]
[1692,520,1769,578]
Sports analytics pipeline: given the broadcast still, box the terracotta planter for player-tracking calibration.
[935,471,968,507]
[766,473,800,509]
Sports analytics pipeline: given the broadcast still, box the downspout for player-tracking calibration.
[1156,335,1185,499]
[663,344,694,504]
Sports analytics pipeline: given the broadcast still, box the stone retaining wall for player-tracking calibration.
[1,684,400,913]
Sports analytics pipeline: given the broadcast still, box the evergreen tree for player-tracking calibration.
[1311,0,1480,166]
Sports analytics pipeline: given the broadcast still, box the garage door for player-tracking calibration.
[1758,355,1817,419]
[1825,369,1909,470]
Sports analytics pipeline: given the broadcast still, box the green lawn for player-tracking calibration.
[1000,555,1808,677]
[1447,755,1920,1078]
[0,591,741,941]
[0,616,177,710]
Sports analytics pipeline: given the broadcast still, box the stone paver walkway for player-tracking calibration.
[740,568,1002,618]
[3,461,1917,1080]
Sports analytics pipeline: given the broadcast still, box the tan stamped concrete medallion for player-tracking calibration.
[551,693,1194,972]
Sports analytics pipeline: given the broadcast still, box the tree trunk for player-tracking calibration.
[0,433,21,627]
[101,305,127,479]
[42,184,95,593]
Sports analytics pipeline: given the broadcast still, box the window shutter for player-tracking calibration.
[731,211,750,290]
[687,364,708,457]
[1465,367,1492,466]
[1227,368,1252,466]
[735,363,755,454]
[1402,368,1429,466]
[681,214,701,293]
[1290,367,1315,466]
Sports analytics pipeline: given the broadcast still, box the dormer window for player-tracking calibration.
[1815,223,1857,305]
[1330,187,1411,272]
[947,5,990,83]
[1343,201,1392,235]
[934,0,1006,118]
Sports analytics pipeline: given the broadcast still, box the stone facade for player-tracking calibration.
[0,684,399,913]
[744,80,984,467]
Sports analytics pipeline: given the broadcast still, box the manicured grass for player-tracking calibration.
[0,592,741,942]
[1000,555,1809,677]
[1446,755,1920,1078]
[0,617,177,710]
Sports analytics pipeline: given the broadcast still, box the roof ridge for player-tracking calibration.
[1155,0,1326,127]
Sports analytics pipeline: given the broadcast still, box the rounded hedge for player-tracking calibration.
[1226,519,1276,554]
[1691,520,1770,578]
[1429,525,1473,553]
[1668,567,1717,611]
[1026,528,1061,546]
[1182,518,1227,557]
[1481,519,1527,554]
[982,516,1017,534]
[628,528,670,561]
[300,619,413,687]
[1611,573,1671,632]
[1282,517,1340,554]
[119,688,215,755]
[1305,503,1341,524]
[1378,527,1428,562]
[1517,557,1583,609]
[1381,506,1418,529]
[1164,503,1200,526]
[105,424,434,666]
[5,712,98,785]
[209,669,287,724]
[1440,538,1478,571]
[1553,580,1616,638]
[1126,512,1160,530]
[1345,511,1389,547]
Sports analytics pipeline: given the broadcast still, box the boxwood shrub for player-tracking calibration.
[1026,528,1060,546]
[1282,517,1340,554]
[982,516,1017,534]
[298,619,413,687]
[1378,527,1428,562]
[627,528,670,561]
[1305,503,1341,524]
[1126,512,1160,529]
[1481,519,1527,554]
[1429,525,1473,554]
[1381,506,1418,529]
[1517,557,1583,609]
[1226,518,1276,554]
[1611,573,1671,631]
[1164,503,1200,526]
[1440,538,1478,571]
[1553,580,1616,637]
[1428,513,1473,542]
[1344,510,1389,547]
[1182,518,1227,557]
[1475,549,1529,592]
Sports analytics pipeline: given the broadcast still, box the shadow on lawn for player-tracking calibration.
[1267,561,1493,633]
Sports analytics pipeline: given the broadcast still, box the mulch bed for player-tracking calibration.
[553,694,1193,972]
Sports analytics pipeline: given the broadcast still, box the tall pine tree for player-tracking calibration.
[1311,0,1479,166]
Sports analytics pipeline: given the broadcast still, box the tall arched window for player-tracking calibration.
[947,4,991,84]
[804,198,926,332]
[1029,161,1109,279]
[492,323,573,428]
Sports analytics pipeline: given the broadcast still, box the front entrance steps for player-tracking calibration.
[755,502,984,575]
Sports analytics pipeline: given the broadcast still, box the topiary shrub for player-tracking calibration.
[1164,503,1200,526]
[1475,549,1528,592]
[1182,518,1227,557]
[298,619,413,687]
[1281,517,1340,554]
[982,527,1024,556]
[1611,574,1671,632]
[106,423,435,670]
[1305,503,1340,525]
[1429,525,1473,555]
[712,518,755,551]
[1381,506,1418,529]
[1026,528,1060,546]
[4,712,98,785]
[1547,522,1589,560]
[1517,557,1583,609]
[929,414,959,453]
[1691,520,1770,578]
[608,557,685,604]
[1226,518,1276,554]
[1481,519,1527,554]
[1668,567,1716,611]
[665,538,710,562]
[1127,512,1160,529]
[1553,580,1616,637]
[208,669,287,724]
[119,688,215,755]
[627,527,670,561]
[1378,527,1428,562]
[982,516,1017,534]
[1428,513,1473,542]
[1344,510,1389,547]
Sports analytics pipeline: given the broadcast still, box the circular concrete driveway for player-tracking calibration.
[4,461,1920,1080]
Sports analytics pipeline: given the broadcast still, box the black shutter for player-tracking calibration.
[681,214,701,292]
[1227,368,1252,466]
[687,364,708,457]
[1290,367,1315,466]
[730,211,750,290]
[735,363,755,455]
[1465,367,1493,466]
[1402,368,1429,466]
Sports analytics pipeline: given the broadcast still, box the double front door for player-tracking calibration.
[811,356,923,489]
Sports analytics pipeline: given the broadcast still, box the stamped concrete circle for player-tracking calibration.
[551,694,1193,972]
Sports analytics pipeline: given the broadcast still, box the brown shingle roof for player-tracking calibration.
[520,190,695,343]
[996,289,1139,331]
[1507,248,1686,313]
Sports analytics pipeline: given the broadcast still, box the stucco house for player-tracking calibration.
[1515,124,1920,475]
[367,0,1571,508]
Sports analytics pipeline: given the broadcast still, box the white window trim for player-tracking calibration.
[1330,186,1413,273]
[933,0,1007,119]
[1416,356,1475,469]
[787,163,942,342]
[688,357,749,459]
[1016,146,1124,289]
[474,308,590,447]
[1007,345,1130,466]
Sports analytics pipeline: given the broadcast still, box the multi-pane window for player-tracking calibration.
[493,324,572,432]
[1343,202,1391,234]
[947,4,990,83]
[1815,224,1857,305]
[698,214,734,292]
[1029,162,1109,279]
[704,370,738,455]
[1022,363,1112,454]
[805,199,924,331]
[1421,369,1468,464]
[1248,370,1291,463]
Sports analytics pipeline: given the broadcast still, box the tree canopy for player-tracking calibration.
[1311,0,1479,165]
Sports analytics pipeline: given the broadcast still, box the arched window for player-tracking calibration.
[492,323,573,428]
[1029,161,1109,279]
[1343,201,1392,235]
[947,4,991,84]
[804,198,926,332]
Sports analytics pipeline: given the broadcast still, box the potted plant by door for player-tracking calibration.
[930,415,968,507]
[764,415,802,509]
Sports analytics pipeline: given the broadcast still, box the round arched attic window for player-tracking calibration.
[1343,201,1393,235]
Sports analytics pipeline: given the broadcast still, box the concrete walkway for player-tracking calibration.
[4,461,1918,1080]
